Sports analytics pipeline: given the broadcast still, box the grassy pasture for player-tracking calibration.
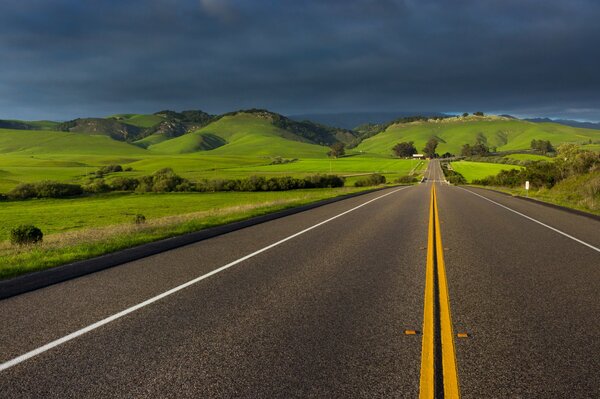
[450,161,521,182]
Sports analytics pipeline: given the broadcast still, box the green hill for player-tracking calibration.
[356,116,600,156]
[109,113,166,128]
[148,113,331,158]
[0,119,60,130]
[0,128,147,156]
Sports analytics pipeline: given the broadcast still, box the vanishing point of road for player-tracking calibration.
[1,161,599,398]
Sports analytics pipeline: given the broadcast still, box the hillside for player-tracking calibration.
[356,116,600,156]
[0,119,60,130]
[0,129,147,156]
[148,113,330,158]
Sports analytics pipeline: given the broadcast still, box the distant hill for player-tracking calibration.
[146,112,342,158]
[526,118,600,131]
[2,109,598,159]
[288,111,448,129]
[356,115,600,156]
[0,119,59,130]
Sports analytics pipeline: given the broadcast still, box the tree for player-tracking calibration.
[474,111,484,116]
[327,142,345,158]
[423,138,439,158]
[531,139,554,154]
[392,141,417,157]
[461,144,473,156]
[462,112,469,117]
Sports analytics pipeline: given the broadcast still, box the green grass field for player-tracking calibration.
[0,187,377,279]
[450,161,521,182]
[357,117,599,156]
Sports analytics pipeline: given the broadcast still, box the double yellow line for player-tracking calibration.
[419,184,460,398]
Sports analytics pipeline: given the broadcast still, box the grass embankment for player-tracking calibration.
[450,161,521,182]
[0,187,385,279]
[472,172,600,216]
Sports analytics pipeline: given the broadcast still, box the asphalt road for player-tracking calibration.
[1,161,599,398]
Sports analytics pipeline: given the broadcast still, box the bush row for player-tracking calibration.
[354,173,386,187]
[441,164,467,184]
[4,169,346,200]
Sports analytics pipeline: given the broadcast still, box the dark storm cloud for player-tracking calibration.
[1,0,599,120]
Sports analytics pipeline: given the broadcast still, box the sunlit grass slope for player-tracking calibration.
[450,161,521,182]
[149,113,328,158]
[109,113,165,128]
[0,128,146,156]
[357,118,599,156]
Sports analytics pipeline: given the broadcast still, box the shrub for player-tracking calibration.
[7,183,37,199]
[99,164,123,174]
[354,174,386,187]
[304,174,345,188]
[395,175,418,184]
[8,181,83,199]
[440,164,467,185]
[446,174,467,185]
[133,214,146,225]
[135,168,190,193]
[10,225,43,246]
[84,179,111,194]
[110,177,139,191]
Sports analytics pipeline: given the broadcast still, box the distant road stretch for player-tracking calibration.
[1,161,599,398]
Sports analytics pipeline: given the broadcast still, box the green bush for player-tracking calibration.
[8,181,83,199]
[354,174,386,187]
[84,179,111,194]
[99,164,123,174]
[10,225,43,246]
[134,214,146,225]
[110,177,139,191]
[395,175,418,184]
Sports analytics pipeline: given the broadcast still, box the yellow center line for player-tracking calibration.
[419,184,461,398]
[419,183,436,398]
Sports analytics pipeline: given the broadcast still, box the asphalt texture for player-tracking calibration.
[1,161,599,398]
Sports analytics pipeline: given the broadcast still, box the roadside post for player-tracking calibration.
[525,180,529,197]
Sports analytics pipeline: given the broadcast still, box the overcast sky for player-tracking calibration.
[1,0,599,121]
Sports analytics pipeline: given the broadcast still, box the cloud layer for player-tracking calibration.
[1,0,599,120]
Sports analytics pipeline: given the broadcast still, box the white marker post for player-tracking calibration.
[525,180,530,197]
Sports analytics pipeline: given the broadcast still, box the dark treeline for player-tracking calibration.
[3,169,346,200]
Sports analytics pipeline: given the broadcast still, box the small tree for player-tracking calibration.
[531,139,554,154]
[474,111,484,116]
[392,141,417,157]
[462,112,469,117]
[327,142,345,158]
[423,138,439,158]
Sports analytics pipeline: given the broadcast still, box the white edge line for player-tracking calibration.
[0,186,409,372]
[458,187,600,253]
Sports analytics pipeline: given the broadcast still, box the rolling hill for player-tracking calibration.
[356,115,600,156]
[147,112,330,158]
[0,129,146,156]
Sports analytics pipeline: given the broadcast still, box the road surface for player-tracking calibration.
[1,161,598,398]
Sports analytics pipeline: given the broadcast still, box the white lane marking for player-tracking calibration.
[0,186,410,372]
[458,187,600,253]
